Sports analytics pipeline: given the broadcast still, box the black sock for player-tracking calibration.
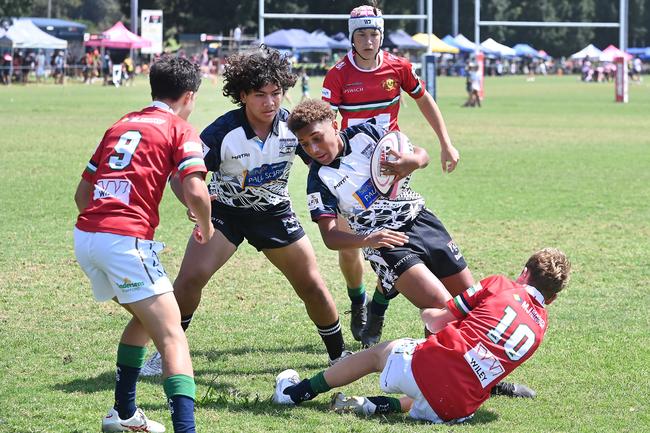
[317,319,345,360]
[285,379,318,404]
[180,314,193,332]
[367,396,402,414]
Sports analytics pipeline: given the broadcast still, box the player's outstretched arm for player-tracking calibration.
[420,307,455,334]
[414,91,460,173]
[181,173,214,244]
[317,217,408,250]
[74,179,93,213]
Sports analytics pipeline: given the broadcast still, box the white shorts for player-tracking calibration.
[379,338,444,423]
[73,227,173,304]
[380,338,474,424]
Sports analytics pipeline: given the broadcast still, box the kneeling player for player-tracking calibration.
[273,248,570,423]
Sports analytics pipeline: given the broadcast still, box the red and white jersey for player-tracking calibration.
[411,275,549,421]
[76,102,206,240]
[322,50,425,131]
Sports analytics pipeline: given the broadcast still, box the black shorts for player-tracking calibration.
[366,209,467,299]
[211,203,305,251]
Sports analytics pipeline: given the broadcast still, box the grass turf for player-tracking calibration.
[0,74,648,432]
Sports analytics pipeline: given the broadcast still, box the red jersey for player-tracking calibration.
[322,50,425,131]
[76,103,206,240]
[411,275,549,421]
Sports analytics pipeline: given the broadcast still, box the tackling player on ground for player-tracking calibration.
[322,3,461,347]
[287,99,535,399]
[140,46,350,377]
[74,56,213,433]
[273,248,571,424]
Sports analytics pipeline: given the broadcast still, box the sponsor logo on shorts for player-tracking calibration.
[202,142,211,157]
[322,87,332,98]
[447,240,463,261]
[463,342,505,388]
[117,278,145,292]
[307,192,324,211]
[393,253,416,270]
[211,216,224,226]
[353,178,379,209]
[242,161,288,187]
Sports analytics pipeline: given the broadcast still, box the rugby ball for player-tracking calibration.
[369,131,413,199]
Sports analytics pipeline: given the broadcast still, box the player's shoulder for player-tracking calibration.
[342,121,385,143]
[480,274,516,290]
[383,51,411,68]
[201,108,243,141]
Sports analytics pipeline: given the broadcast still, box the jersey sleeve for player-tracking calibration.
[81,131,110,182]
[172,123,207,181]
[447,276,498,320]
[322,67,342,111]
[199,118,226,172]
[399,57,425,100]
[306,166,338,221]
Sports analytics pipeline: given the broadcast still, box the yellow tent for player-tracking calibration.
[412,33,459,54]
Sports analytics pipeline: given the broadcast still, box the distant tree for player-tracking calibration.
[0,0,35,17]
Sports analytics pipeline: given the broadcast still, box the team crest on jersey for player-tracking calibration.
[278,138,298,156]
[353,178,379,209]
[382,78,397,91]
[242,161,288,187]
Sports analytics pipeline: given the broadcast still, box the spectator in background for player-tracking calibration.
[102,51,112,86]
[233,25,242,52]
[632,57,643,83]
[2,53,12,85]
[35,50,46,83]
[53,50,65,84]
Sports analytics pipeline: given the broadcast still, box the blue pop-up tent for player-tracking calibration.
[384,30,426,50]
[627,47,650,60]
[513,43,540,57]
[329,32,351,50]
[263,29,331,52]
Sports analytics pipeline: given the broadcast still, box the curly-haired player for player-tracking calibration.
[140,47,351,377]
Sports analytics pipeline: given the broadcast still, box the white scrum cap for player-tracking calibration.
[349,5,384,44]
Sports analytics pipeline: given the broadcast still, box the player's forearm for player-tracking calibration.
[320,227,368,250]
[182,174,211,232]
[74,179,93,213]
[170,174,187,206]
[420,307,455,334]
[415,92,453,149]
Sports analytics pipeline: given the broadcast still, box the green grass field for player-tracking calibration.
[1,74,649,433]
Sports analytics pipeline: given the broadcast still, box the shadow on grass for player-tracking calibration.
[195,383,500,426]
[52,343,326,394]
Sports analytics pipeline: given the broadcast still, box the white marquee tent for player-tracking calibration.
[0,19,67,49]
[570,44,602,60]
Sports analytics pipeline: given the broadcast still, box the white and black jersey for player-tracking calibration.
[201,107,307,215]
[306,122,425,234]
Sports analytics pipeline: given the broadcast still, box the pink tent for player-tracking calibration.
[85,21,151,49]
[599,44,632,62]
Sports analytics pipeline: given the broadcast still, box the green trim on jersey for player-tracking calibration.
[339,95,401,113]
